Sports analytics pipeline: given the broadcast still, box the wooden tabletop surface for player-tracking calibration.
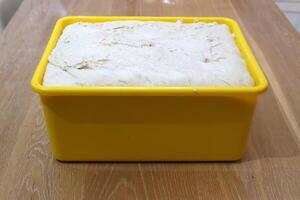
[0,0,300,199]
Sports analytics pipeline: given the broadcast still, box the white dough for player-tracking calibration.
[43,21,254,86]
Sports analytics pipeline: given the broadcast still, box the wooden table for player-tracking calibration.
[0,0,299,199]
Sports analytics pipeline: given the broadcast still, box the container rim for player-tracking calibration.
[31,16,268,96]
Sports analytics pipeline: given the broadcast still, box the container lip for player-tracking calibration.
[31,16,268,96]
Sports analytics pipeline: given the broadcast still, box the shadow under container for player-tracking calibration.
[31,16,268,161]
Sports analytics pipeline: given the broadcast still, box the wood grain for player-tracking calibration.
[0,0,300,199]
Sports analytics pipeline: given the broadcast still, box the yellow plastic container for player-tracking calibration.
[31,16,268,161]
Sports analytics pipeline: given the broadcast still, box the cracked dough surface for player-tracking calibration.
[43,21,254,86]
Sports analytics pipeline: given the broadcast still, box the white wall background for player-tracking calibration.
[276,0,300,32]
[0,0,23,31]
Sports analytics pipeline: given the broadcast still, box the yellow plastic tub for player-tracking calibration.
[31,16,268,161]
